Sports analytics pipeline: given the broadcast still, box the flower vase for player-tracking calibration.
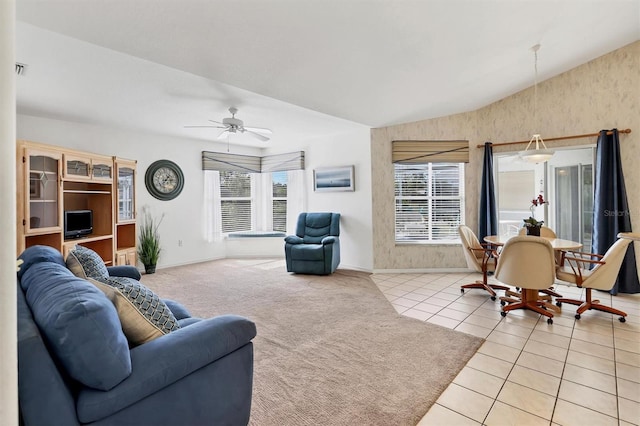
[527,226,541,236]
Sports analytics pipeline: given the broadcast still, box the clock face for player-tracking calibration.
[145,160,184,200]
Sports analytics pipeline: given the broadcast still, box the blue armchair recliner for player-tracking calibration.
[17,245,256,425]
[284,212,341,275]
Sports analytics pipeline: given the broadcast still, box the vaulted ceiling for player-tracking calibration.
[16,0,640,147]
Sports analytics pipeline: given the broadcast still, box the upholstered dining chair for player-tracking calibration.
[494,236,558,324]
[518,225,557,238]
[458,225,509,300]
[555,232,637,322]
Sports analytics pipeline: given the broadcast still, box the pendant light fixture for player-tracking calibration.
[520,44,554,163]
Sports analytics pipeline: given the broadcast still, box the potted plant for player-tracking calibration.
[137,207,164,274]
[523,194,548,236]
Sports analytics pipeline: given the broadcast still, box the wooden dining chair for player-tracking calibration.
[555,233,637,322]
[458,225,509,300]
[494,236,558,324]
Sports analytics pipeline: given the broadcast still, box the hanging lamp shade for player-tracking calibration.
[521,44,554,163]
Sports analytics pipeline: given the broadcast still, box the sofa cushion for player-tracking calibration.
[17,244,66,280]
[66,245,109,280]
[88,276,181,346]
[19,261,132,391]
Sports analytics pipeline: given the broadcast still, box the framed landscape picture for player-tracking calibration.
[313,166,355,192]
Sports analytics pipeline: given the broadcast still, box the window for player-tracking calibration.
[394,163,465,242]
[220,170,252,233]
[272,171,287,232]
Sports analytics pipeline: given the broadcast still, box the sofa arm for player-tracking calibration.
[321,236,338,245]
[284,235,304,244]
[76,315,257,423]
[107,265,142,281]
[162,299,192,320]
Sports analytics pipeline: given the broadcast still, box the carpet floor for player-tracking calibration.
[141,259,483,426]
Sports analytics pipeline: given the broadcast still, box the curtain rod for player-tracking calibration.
[476,128,632,148]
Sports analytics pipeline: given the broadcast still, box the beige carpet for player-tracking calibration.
[141,259,483,426]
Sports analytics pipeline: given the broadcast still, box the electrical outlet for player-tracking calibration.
[178,240,183,247]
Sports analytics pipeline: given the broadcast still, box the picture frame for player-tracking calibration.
[29,173,41,199]
[313,166,355,192]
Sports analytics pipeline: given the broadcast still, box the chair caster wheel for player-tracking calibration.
[500,301,506,306]
[547,318,553,324]
[460,288,465,294]
[556,302,562,307]
[575,314,581,320]
[491,296,496,301]
[500,311,507,317]
[619,316,626,323]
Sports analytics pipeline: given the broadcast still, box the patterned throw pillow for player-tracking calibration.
[66,245,109,280]
[88,276,180,346]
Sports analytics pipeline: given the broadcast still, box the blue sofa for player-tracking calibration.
[284,212,341,275]
[17,245,256,426]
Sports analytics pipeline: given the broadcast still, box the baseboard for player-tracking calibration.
[372,267,473,274]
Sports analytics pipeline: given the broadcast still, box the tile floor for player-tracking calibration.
[370,270,640,426]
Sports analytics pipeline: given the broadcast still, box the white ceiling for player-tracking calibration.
[15,0,640,148]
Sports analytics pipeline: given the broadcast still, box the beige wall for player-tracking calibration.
[372,41,639,271]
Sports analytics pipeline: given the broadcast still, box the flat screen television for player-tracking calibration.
[64,209,93,239]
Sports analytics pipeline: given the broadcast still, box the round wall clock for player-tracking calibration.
[144,160,185,200]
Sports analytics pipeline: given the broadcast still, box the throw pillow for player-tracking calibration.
[20,261,131,391]
[66,245,109,280]
[88,276,180,346]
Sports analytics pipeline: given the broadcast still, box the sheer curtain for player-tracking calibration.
[203,170,222,242]
[254,172,273,231]
[286,169,306,235]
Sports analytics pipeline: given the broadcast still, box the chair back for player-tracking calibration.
[582,237,632,291]
[518,226,557,238]
[495,236,556,290]
[296,212,340,243]
[458,225,484,273]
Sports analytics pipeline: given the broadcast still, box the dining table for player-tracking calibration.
[483,234,583,312]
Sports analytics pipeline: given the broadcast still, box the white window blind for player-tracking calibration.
[220,170,253,233]
[272,171,287,232]
[394,163,465,242]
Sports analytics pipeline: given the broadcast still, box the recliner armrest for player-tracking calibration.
[75,314,257,423]
[285,235,304,244]
[163,299,192,320]
[321,236,338,245]
[107,265,142,281]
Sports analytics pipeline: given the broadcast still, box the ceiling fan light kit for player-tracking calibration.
[185,106,272,143]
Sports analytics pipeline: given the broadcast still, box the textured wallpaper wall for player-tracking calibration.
[371,41,639,271]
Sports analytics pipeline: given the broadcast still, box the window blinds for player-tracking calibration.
[392,140,469,164]
[202,151,304,173]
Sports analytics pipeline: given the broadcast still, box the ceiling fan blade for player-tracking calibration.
[244,126,272,135]
[208,119,225,125]
[184,125,227,129]
[245,130,270,142]
[217,130,231,140]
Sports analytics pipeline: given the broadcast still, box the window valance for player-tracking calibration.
[202,151,304,173]
[392,140,469,164]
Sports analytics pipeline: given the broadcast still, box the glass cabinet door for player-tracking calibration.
[92,159,113,180]
[28,153,61,230]
[118,166,135,221]
[64,154,91,179]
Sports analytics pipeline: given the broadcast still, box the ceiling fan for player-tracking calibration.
[185,107,272,142]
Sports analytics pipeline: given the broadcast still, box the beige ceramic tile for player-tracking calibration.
[494,322,535,339]
[562,363,617,395]
[412,302,444,314]
[573,329,615,348]
[401,308,433,322]
[478,341,522,364]
[516,352,565,378]
[496,381,556,420]
[402,292,430,302]
[466,352,514,379]
[427,315,460,329]
[529,329,571,349]
[618,377,640,402]
[570,338,615,360]
[558,380,618,418]
[455,323,492,339]
[389,297,418,308]
[438,307,471,321]
[435,384,494,423]
[453,366,505,399]
[552,399,618,426]
[446,301,478,314]
[486,330,528,350]
[615,336,640,354]
[463,313,501,329]
[416,403,480,426]
[484,401,551,426]
[523,339,569,362]
[507,365,561,397]
[565,350,616,376]
[535,321,573,338]
[618,397,640,425]
[616,348,640,366]
[392,304,408,314]
[424,296,454,307]
[617,362,640,384]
